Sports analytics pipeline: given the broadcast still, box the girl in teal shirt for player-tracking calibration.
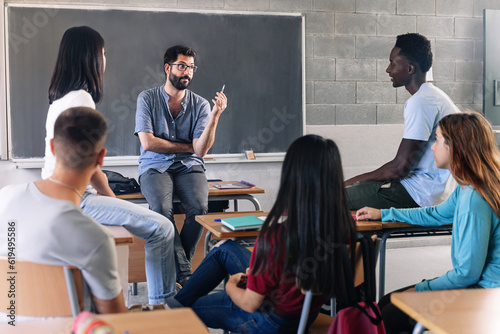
[357,111,500,333]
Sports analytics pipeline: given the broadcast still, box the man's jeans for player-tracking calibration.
[139,162,208,283]
[81,192,176,304]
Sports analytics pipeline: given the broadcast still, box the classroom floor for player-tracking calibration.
[127,223,452,334]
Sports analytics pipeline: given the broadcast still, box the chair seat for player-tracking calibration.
[308,313,332,334]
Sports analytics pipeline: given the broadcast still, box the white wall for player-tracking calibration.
[0,161,40,187]
[309,124,405,178]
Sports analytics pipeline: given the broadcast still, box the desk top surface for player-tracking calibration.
[0,308,209,333]
[117,181,265,200]
[207,181,266,195]
[391,288,500,334]
[195,211,383,238]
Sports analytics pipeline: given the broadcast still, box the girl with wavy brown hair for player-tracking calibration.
[357,111,500,333]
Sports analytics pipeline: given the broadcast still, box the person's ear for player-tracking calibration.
[164,63,170,75]
[408,64,416,75]
[96,148,107,167]
[50,139,56,156]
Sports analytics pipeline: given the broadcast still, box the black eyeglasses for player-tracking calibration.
[169,63,198,73]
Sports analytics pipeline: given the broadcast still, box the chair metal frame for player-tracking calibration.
[297,233,378,334]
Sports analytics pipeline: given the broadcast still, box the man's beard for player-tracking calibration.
[169,72,191,90]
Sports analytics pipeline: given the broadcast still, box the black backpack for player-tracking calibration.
[102,170,141,195]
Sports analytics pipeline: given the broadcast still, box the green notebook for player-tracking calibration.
[221,216,265,231]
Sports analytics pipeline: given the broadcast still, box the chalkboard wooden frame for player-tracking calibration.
[5,4,305,163]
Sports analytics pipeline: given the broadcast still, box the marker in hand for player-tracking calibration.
[214,84,226,111]
[237,274,248,289]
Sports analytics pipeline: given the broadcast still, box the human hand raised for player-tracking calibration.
[212,91,227,116]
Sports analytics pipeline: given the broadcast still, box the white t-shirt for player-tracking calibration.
[0,183,121,303]
[41,90,95,180]
[400,83,460,206]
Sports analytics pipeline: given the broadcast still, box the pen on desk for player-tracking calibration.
[221,84,225,94]
[214,219,222,222]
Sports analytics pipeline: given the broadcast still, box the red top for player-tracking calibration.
[246,225,326,316]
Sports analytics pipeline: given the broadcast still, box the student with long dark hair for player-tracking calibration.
[41,26,177,305]
[166,135,356,333]
[357,111,500,333]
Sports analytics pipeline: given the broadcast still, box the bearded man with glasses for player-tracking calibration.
[135,45,227,288]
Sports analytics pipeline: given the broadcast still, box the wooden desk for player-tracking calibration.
[118,181,266,211]
[0,308,209,334]
[196,211,382,237]
[196,211,382,254]
[391,288,500,334]
[195,211,265,254]
[104,226,134,304]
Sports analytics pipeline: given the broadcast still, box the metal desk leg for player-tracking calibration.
[412,322,425,334]
[373,236,381,263]
[204,230,213,255]
[132,282,138,295]
[247,196,262,211]
[378,231,391,301]
[205,194,262,211]
[233,195,262,211]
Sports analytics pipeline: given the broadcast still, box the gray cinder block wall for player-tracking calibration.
[1,0,498,210]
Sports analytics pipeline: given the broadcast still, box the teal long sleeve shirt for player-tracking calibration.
[381,185,500,291]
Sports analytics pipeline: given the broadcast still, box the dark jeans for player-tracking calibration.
[169,240,305,333]
[379,282,484,334]
[346,181,419,210]
[139,162,208,283]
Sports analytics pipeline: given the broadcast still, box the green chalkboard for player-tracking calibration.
[7,6,304,158]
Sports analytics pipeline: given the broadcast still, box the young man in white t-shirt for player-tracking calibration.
[345,33,459,210]
[0,107,128,318]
